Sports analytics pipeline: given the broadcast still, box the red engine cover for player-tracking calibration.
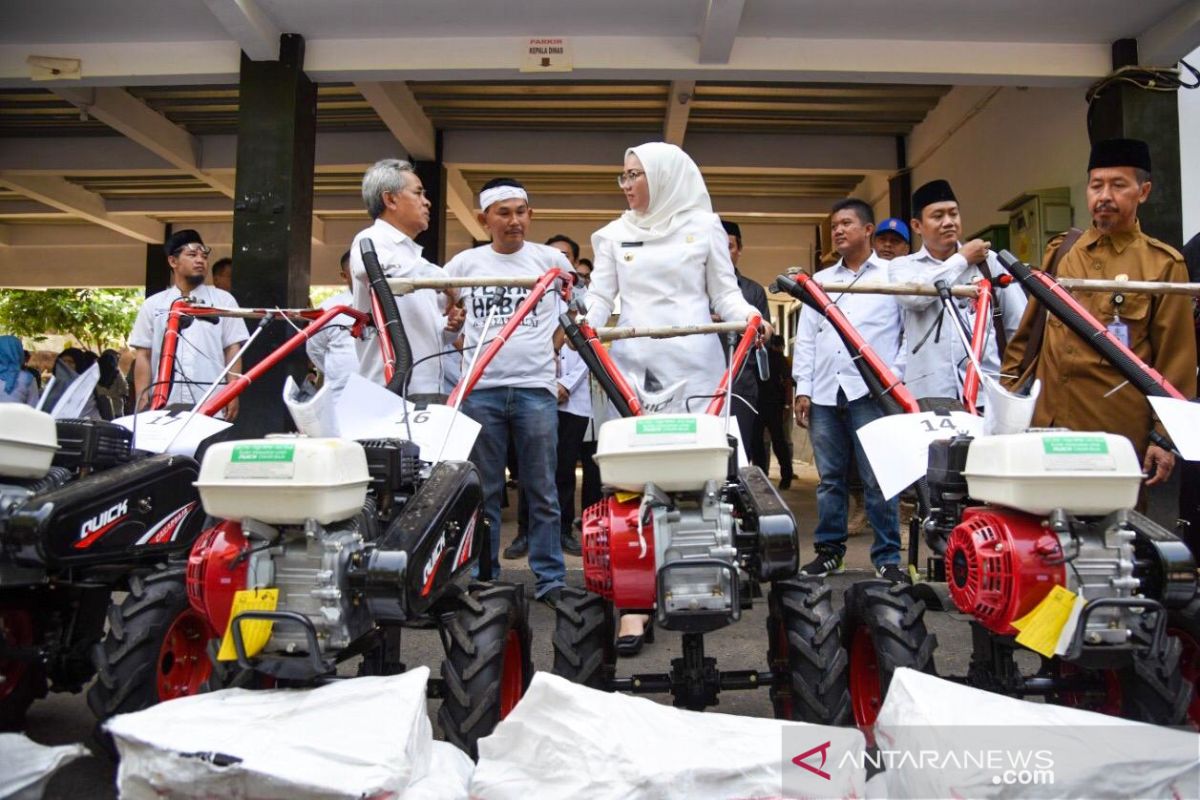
[186,520,249,634]
[581,495,657,610]
[944,507,1067,635]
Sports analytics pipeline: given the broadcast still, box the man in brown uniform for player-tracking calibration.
[1003,138,1197,486]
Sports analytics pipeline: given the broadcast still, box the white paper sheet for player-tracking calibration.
[1147,396,1200,461]
[113,410,232,457]
[856,411,985,499]
[49,362,100,419]
[334,374,479,462]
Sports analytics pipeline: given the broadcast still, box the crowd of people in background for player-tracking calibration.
[2,135,1198,658]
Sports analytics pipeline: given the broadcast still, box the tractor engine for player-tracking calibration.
[188,437,482,668]
[584,414,757,632]
[929,432,1196,647]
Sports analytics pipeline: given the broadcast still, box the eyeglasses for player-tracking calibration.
[617,169,646,188]
[174,245,211,258]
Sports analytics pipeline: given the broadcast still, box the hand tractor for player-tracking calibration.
[545,312,860,724]
[93,240,581,757]
[775,255,1199,732]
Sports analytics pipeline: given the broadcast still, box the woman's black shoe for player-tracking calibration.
[616,618,654,657]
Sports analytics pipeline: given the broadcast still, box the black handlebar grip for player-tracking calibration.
[997,250,1171,399]
[558,313,635,418]
[360,238,415,397]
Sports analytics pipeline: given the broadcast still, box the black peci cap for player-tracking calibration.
[1088,138,1151,173]
[912,179,957,216]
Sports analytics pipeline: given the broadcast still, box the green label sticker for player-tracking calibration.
[635,418,697,436]
[1042,436,1109,456]
[230,444,296,463]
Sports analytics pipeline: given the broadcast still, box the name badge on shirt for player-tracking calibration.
[1107,317,1130,348]
[619,242,644,248]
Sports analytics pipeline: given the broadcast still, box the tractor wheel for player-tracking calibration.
[842,580,937,729]
[0,606,46,730]
[551,587,615,689]
[1052,609,1193,726]
[87,569,215,722]
[1167,596,1200,729]
[438,582,532,759]
[767,577,851,725]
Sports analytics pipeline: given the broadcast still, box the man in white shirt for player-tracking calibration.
[793,199,907,583]
[130,229,248,418]
[348,159,464,402]
[444,178,569,604]
[306,250,360,403]
[889,180,1027,402]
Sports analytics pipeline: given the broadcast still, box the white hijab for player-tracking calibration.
[593,142,713,244]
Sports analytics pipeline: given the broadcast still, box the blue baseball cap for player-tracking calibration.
[875,218,910,243]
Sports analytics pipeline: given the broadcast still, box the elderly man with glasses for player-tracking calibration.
[130,229,248,418]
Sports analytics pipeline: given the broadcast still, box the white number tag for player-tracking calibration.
[855,411,984,499]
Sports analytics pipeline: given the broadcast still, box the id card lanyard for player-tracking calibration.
[1107,292,1129,348]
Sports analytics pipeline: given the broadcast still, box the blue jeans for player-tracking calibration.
[462,387,565,598]
[809,391,901,567]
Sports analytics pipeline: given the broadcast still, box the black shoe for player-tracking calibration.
[799,551,845,577]
[537,587,565,610]
[616,618,655,657]
[778,473,793,491]
[561,531,583,556]
[876,563,912,585]
[503,535,529,559]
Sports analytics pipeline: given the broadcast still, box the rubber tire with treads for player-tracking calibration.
[767,577,851,724]
[842,579,937,727]
[0,606,46,730]
[438,582,532,759]
[1120,609,1193,726]
[1167,596,1200,729]
[87,569,214,722]
[550,587,615,689]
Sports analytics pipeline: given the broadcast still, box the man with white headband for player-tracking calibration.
[444,177,570,606]
[349,158,464,401]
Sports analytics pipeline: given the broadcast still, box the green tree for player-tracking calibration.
[0,288,143,352]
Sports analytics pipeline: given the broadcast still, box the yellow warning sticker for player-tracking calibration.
[1011,585,1081,658]
[217,588,278,662]
[614,491,641,504]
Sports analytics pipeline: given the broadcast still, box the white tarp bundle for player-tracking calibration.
[0,733,87,800]
[873,667,1200,799]
[105,666,470,800]
[470,672,867,799]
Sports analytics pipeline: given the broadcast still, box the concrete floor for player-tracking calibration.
[23,458,979,798]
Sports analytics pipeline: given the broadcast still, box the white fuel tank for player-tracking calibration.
[963,431,1143,515]
[593,414,732,492]
[196,437,370,524]
[0,404,58,478]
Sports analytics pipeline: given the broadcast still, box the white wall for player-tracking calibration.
[1180,46,1200,244]
[906,85,1091,240]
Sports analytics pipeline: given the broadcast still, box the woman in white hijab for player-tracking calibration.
[583,142,766,654]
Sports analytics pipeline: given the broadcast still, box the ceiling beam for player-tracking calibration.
[1138,3,1200,66]
[201,0,280,61]
[1,36,1110,88]
[446,167,488,241]
[699,0,746,64]
[52,87,235,197]
[663,80,696,146]
[0,172,163,243]
[310,215,326,245]
[354,81,437,161]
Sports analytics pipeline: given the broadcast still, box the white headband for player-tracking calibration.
[479,185,528,211]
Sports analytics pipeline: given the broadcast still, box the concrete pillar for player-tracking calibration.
[1088,38,1183,246]
[228,33,317,436]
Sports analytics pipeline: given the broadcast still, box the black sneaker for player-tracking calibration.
[778,473,793,491]
[502,535,528,559]
[799,551,845,577]
[561,531,583,557]
[877,563,912,585]
[537,587,564,610]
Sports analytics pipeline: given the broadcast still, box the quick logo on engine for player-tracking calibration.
[75,499,130,549]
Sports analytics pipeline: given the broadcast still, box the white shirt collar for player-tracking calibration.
[372,217,422,255]
[831,254,883,277]
[912,243,961,263]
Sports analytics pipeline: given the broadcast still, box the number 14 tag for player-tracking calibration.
[855,411,985,500]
